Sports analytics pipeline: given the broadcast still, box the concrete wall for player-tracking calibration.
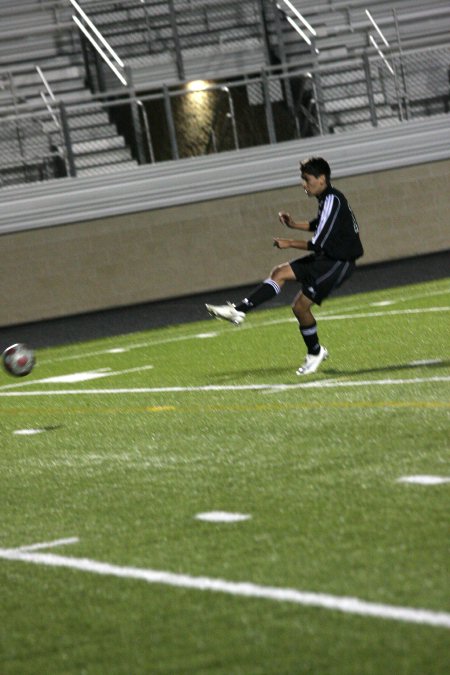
[1,159,449,327]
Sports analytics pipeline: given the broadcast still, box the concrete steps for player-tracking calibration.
[80,0,266,86]
[263,0,450,133]
[74,148,136,169]
[0,34,136,182]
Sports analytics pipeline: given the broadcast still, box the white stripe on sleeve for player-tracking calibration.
[312,194,336,245]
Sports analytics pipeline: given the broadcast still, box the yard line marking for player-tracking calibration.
[37,301,450,365]
[251,306,450,330]
[195,512,251,522]
[0,375,448,397]
[397,476,450,485]
[41,368,113,383]
[13,537,80,552]
[320,306,450,321]
[0,365,154,391]
[13,428,44,435]
[0,546,449,629]
[38,334,211,365]
[332,286,450,314]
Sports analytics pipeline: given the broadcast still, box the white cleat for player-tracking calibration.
[296,346,329,376]
[205,302,246,326]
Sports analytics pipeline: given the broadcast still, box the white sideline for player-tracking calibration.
[15,537,80,552]
[1,545,449,629]
[0,365,154,390]
[251,305,450,331]
[0,375,449,397]
[36,299,450,366]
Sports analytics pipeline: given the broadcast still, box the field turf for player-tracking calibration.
[0,278,449,674]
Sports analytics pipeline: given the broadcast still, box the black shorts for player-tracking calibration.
[289,254,355,305]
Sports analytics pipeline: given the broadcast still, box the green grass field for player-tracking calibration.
[1,278,449,674]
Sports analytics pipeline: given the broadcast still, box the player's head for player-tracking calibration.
[300,157,331,185]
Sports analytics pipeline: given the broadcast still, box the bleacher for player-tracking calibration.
[0,0,269,185]
[265,0,450,132]
[0,0,74,67]
[0,0,449,187]
[277,0,450,63]
[63,0,268,89]
[0,0,138,185]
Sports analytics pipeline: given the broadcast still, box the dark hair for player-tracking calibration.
[300,157,331,184]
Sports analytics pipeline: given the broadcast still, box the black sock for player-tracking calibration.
[300,322,320,355]
[235,279,281,313]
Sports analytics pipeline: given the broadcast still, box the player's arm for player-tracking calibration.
[273,238,309,250]
[278,211,311,231]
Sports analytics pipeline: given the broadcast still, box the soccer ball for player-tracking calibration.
[2,343,35,377]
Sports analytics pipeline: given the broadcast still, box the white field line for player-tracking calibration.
[0,364,154,391]
[252,306,450,331]
[281,286,449,318]
[0,545,449,629]
[37,302,450,365]
[397,475,450,485]
[15,537,80,552]
[319,306,449,321]
[0,376,449,397]
[325,286,450,315]
[38,334,212,365]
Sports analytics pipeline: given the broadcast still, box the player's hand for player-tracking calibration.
[273,238,291,249]
[278,211,294,228]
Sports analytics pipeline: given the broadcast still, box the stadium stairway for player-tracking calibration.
[56,0,268,90]
[274,0,450,64]
[262,0,450,132]
[0,1,138,183]
[0,62,138,183]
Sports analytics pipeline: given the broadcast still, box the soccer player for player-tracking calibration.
[206,156,364,375]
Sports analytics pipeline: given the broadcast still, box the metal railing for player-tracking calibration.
[75,0,266,89]
[0,108,69,188]
[0,42,449,187]
[61,65,318,166]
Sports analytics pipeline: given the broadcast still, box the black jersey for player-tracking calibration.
[308,185,364,261]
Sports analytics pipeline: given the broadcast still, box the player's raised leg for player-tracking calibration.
[206,263,295,325]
